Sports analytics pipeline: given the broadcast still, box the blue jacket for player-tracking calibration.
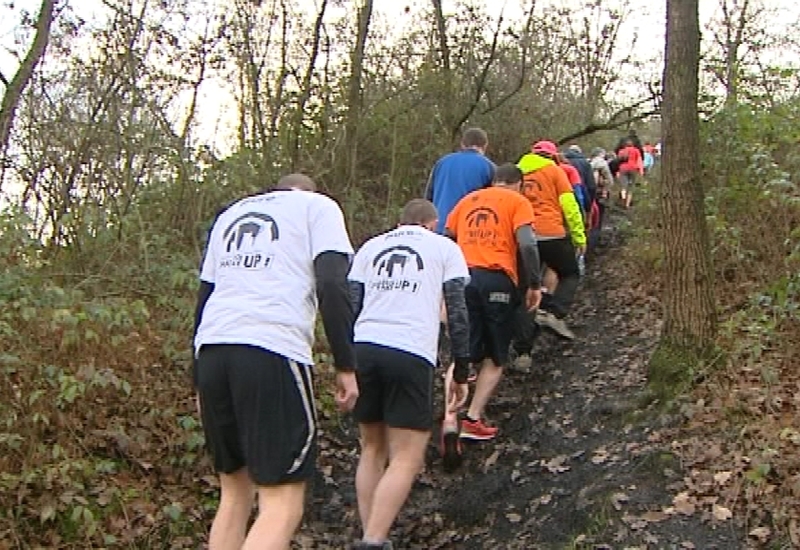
[572,183,589,217]
[424,150,495,233]
[563,149,597,200]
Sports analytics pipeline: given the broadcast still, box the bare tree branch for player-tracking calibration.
[291,0,328,168]
[480,0,537,116]
[556,94,660,144]
[451,5,506,140]
[0,0,57,190]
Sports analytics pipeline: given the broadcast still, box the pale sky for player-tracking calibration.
[0,0,798,156]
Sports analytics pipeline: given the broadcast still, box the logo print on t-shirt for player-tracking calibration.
[464,206,499,243]
[219,212,279,270]
[466,206,499,227]
[370,245,424,293]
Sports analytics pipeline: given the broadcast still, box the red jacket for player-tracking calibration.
[619,146,643,174]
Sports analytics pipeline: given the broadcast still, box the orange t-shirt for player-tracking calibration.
[445,186,534,284]
[520,163,573,238]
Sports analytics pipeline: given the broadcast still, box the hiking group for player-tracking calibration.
[192,127,656,549]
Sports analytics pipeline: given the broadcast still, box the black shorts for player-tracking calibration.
[196,344,316,486]
[537,238,580,279]
[466,268,518,366]
[354,342,434,431]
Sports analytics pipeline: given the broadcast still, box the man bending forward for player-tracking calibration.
[348,199,471,549]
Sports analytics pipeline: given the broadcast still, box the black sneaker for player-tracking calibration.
[440,422,463,473]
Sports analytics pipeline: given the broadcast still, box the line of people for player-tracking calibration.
[190,127,647,549]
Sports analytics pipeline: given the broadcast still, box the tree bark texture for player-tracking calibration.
[341,0,373,188]
[660,0,717,349]
[0,0,57,182]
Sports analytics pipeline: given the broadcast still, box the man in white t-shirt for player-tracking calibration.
[192,174,359,550]
[347,199,471,550]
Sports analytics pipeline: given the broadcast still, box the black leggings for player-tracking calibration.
[537,237,580,318]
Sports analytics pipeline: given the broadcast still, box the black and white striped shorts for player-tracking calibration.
[196,344,316,485]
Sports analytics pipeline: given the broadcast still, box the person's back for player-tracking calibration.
[446,185,532,284]
[619,145,642,174]
[425,127,494,234]
[643,151,654,172]
[444,164,542,442]
[560,160,589,215]
[193,174,358,550]
[196,188,351,363]
[607,154,622,178]
[616,131,644,158]
[517,152,583,241]
[563,146,597,200]
[517,142,585,340]
[348,199,471,548]
[589,151,613,205]
[351,224,467,364]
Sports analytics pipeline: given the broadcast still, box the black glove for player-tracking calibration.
[452,357,471,384]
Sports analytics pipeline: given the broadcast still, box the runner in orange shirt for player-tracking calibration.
[516,140,586,341]
[444,163,542,442]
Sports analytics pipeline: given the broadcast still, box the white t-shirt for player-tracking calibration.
[349,225,470,365]
[195,190,354,365]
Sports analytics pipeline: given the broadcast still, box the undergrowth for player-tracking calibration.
[624,104,800,543]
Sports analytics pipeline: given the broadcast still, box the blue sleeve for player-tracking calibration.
[424,161,439,201]
[484,159,496,188]
[572,185,587,216]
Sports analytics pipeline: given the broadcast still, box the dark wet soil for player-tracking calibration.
[302,216,746,550]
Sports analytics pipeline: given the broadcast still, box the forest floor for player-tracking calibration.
[300,213,753,550]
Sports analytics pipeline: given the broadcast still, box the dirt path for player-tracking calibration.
[303,217,746,549]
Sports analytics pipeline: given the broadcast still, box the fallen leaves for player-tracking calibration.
[611,492,629,511]
[748,526,771,543]
[640,510,669,523]
[541,454,570,474]
[711,504,733,522]
[712,470,732,485]
[483,450,500,473]
[505,512,522,523]
[591,447,611,464]
[670,491,697,516]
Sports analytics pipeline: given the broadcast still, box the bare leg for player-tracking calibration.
[443,362,458,428]
[466,358,503,421]
[542,266,558,293]
[241,481,306,550]
[209,468,255,550]
[355,423,388,530]
[362,427,431,543]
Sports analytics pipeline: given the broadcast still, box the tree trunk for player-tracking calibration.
[340,0,373,190]
[0,0,57,190]
[290,0,328,169]
[659,0,717,351]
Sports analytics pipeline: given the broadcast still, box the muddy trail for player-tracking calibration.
[301,216,745,550]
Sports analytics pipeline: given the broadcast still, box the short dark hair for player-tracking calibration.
[275,173,316,191]
[461,127,488,149]
[401,198,438,225]
[494,163,523,185]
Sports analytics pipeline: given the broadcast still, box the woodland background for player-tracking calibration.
[0,0,799,547]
